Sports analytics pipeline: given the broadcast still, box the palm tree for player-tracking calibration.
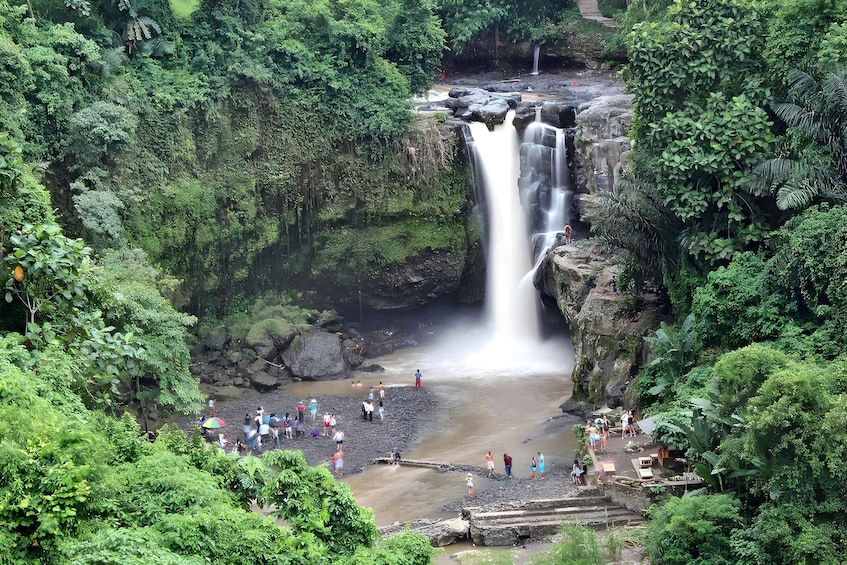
[755,69,847,209]
[582,172,682,282]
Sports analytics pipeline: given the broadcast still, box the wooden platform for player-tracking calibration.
[372,457,448,469]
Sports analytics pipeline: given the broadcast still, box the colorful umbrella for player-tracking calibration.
[201,417,226,429]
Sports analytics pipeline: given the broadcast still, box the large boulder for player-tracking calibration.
[415,517,470,547]
[282,331,349,379]
[535,241,662,408]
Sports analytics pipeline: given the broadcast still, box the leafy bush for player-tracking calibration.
[645,495,744,565]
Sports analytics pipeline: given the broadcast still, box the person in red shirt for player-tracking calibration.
[503,453,513,477]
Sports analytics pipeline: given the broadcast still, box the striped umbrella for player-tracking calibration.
[200,417,226,429]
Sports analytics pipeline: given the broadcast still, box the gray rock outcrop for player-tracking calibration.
[573,93,633,215]
[535,241,662,408]
[282,331,349,379]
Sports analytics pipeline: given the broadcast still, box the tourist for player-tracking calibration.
[330,414,337,433]
[503,453,513,477]
[466,473,474,497]
[627,410,637,437]
[601,415,611,451]
[368,387,375,401]
[234,439,245,456]
[242,412,252,440]
[258,415,270,445]
[379,381,386,400]
[414,369,422,388]
[530,456,538,479]
[361,399,368,420]
[390,447,402,464]
[378,400,385,422]
[571,460,582,485]
[207,397,216,417]
[366,400,374,422]
[217,433,227,450]
[581,462,589,485]
[246,428,261,452]
[587,422,600,451]
[486,451,494,477]
[297,400,305,423]
[537,451,546,478]
[564,223,573,245]
[310,428,320,438]
[333,449,344,477]
[283,413,293,439]
[334,428,344,451]
[620,411,629,438]
[269,413,281,448]
[310,398,318,422]
[322,412,331,436]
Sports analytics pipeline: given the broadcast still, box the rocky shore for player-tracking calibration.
[182,383,582,523]
[183,385,437,475]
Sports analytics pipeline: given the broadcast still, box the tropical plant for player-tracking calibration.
[755,69,847,210]
[643,313,700,396]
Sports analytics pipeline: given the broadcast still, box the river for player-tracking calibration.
[283,321,577,528]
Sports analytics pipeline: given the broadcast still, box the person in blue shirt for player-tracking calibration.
[415,369,422,388]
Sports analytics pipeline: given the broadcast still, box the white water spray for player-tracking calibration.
[468,115,540,341]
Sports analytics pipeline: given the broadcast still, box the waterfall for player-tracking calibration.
[531,44,541,76]
[520,121,572,265]
[467,115,540,341]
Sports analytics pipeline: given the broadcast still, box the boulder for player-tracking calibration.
[415,517,470,547]
[204,328,229,351]
[469,98,511,126]
[540,103,576,129]
[282,331,349,379]
[252,370,281,392]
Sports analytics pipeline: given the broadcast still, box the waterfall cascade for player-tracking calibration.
[530,44,541,76]
[462,111,574,359]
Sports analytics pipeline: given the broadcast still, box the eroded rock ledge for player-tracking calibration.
[536,240,662,411]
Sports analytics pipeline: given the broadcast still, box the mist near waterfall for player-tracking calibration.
[408,113,573,377]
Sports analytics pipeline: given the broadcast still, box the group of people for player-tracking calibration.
[468,451,546,496]
[226,400,322,454]
[360,382,387,422]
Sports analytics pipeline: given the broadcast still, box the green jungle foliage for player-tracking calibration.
[597,1,847,562]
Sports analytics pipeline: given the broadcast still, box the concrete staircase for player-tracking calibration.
[465,495,643,546]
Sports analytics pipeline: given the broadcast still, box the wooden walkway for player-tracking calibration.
[372,457,448,469]
[578,0,615,26]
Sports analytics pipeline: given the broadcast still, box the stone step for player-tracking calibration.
[474,505,634,523]
[471,497,613,518]
[470,508,644,546]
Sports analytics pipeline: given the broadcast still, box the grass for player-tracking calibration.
[169,0,200,19]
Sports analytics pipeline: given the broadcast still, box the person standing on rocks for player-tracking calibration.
[310,398,318,422]
[504,453,513,477]
[466,473,474,497]
[414,369,422,388]
[207,397,216,417]
[243,413,252,441]
[297,400,305,423]
[322,412,331,436]
[378,400,385,422]
[537,451,546,479]
[333,428,344,452]
[486,451,494,477]
[365,400,374,422]
[379,381,386,401]
[530,456,538,479]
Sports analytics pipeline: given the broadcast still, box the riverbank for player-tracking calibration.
[183,385,437,475]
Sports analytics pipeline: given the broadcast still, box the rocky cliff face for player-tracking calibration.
[536,241,662,411]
